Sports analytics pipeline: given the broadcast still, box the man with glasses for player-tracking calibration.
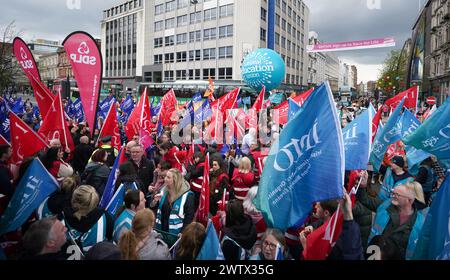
[356,171,426,260]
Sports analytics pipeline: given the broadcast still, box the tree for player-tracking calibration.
[376,48,408,98]
[0,21,23,91]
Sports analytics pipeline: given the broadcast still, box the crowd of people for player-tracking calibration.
[0,89,446,261]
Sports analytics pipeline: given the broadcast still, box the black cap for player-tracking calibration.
[85,241,122,260]
[391,156,405,168]
[101,135,112,142]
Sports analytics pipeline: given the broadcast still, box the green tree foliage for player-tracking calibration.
[376,49,408,97]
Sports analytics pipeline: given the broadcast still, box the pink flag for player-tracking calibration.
[10,112,48,164]
[98,103,122,150]
[38,93,75,152]
[125,88,152,140]
[139,127,154,151]
[63,32,102,137]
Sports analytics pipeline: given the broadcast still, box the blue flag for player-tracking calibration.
[370,98,405,171]
[151,101,162,117]
[254,82,345,230]
[157,118,164,138]
[98,97,115,119]
[0,159,59,235]
[196,220,225,260]
[343,108,372,170]
[192,92,202,104]
[99,148,123,209]
[0,99,10,141]
[72,98,85,123]
[120,94,134,124]
[404,97,450,169]
[413,173,450,259]
[275,243,284,260]
[11,97,24,115]
[288,99,301,122]
[400,109,431,174]
[105,182,138,217]
[178,101,195,130]
[65,98,74,119]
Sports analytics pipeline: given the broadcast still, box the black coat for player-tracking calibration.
[127,157,155,195]
[82,162,110,197]
[72,143,94,174]
[222,215,257,260]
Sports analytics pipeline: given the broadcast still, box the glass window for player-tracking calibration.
[204,28,217,40]
[177,0,189,9]
[219,4,233,18]
[154,37,163,48]
[176,33,187,44]
[164,71,174,81]
[219,25,233,38]
[260,28,266,42]
[261,8,267,21]
[154,20,164,31]
[204,8,217,21]
[154,54,163,64]
[164,53,174,63]
[176,51,187,62]
[177,14,188,26]
[218,67,232,79]
[166,1,176,12]
[190,11,201,24]
[165,18,175,29]
[165,36,174,46]
[203,48,216,60]
[176,70,187,80]
[218,46,232,59]
[203,68,215,79]
[155,4,164,15]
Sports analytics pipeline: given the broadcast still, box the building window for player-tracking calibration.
[189,30,202,42]
[276,14,280,26]
[282,19,286,31]
[165,18,175,29]
[286,57,291,68]
[164,71,174,81]
[155,20,164,31]
[188,69,201,80]
[218,46,232,59]
[176,51,187,62]
[281,36,286,48]
[176,70,187,80]
[260,28,266,41]
[155,4,164,15]
[287,40,291,51]
[176,33,187,44]
[165,53,174,63]
[288,7,292,18]
[177,14,188,27]
[203,48,216,60]
[189,50,201,61]
[219,25,233,38]
[204,8,217,21]
[275,33,280,45]
[287,23,291,34]
[190,11,201,24]
[177,0,189,9]
[165,35,174,46]
[203,28,217,40]
[154,37,163,48]
[261,8,267,21]
[154,54,163,64]
[218,67,232,79]
[219,4,233,18]
[301,19,305,29]
[282,1,287,13]
[166,1,176,12]
[203,68,216,79]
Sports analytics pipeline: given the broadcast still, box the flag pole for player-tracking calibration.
[329,203,341,245]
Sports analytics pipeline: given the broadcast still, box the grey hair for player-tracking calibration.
[22,216,57,256]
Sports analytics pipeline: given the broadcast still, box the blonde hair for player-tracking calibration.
[238,157,252,173]
[118,209,155,260]
[405,181,425,204]
[71,185,99,220]
[167,168,185,200]
[61,176,78,193]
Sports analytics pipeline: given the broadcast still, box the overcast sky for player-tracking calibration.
[1,0,426,83]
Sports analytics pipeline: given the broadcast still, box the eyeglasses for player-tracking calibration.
[262,240,277,250]
[391,192,408,199]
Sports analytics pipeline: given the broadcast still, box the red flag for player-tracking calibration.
[0,134,9,146]
[385,86,418,111]
[158,89,178,127]
[303,206,344,260]
[98,103,122,150]
[384,141,405,163]
[196,153,210,226]
[274,88,314,125]
[9,112,48,164]
[118,148,128,165]
[63,32,102,137]
[372,107,383,142]
[125,88,152,140]
[29,75,55,118]
[204,77,215,102]
[211,88,240,117]
[251,86,265,113]
[13,37,55,117]
[38,93,75,152]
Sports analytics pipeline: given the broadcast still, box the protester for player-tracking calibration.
[127,144,155,196]
[249,228,287,260]
[243,187,267,247]
[221,199,257,260]
[62,185,114,252]
[41,147,74,182]
[82,149,110,197]
[154,168,195,235]
[72,136,93,175]
[148,160,171,206]
[37,176,78,219]
[21,216,69,260]
[231,157,255,201]
[209,155,231,215]
[174,222,206,260]
[113,189,146,243]
[0,144,13,206]
[97,135,118,167]
[119,208,171,260]
[85,241,122,260]
[185,152,206,209]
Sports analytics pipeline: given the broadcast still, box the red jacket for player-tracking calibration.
[231,169,255,200]
[163,146,187,172]
[189,162,205,193]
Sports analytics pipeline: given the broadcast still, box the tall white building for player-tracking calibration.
[308,31,326,86]
[101,0,310,91]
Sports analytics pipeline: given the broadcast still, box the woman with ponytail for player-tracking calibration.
[62,185,114,252]
[118,209,171,260]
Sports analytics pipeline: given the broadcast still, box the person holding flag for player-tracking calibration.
[249,228,287,260]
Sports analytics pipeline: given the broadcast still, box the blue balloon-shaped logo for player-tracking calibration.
[241,48,286,91]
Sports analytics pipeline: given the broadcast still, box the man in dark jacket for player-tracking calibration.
[72,136,94,174]
[0,144,13,206]
[127,144,155,197]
